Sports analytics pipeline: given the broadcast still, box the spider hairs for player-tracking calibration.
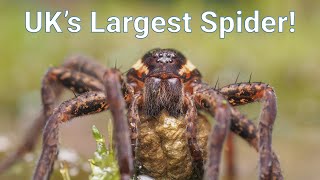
[144,76,183,117]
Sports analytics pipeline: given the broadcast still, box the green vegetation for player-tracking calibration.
[60,162,71,180]
[89,125,119,180]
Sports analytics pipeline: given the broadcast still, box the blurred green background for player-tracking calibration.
[0,0,319,180]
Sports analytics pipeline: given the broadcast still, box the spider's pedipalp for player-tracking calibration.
[219,82,278,179]
[33,91,109,180]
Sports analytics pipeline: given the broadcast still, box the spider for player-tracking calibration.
[0,48,283,180]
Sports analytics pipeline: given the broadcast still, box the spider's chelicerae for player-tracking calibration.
[0,48,282,180]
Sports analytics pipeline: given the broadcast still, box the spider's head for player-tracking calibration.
[129,48,201,81]
[127,48,202,117]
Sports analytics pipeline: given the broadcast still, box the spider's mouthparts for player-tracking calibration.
[144,77,183,117]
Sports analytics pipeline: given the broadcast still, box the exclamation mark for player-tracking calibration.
[289,11,295,33]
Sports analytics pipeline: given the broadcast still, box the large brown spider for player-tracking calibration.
[0,48,282,180]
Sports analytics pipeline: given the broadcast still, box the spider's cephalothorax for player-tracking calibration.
[0,48,283,180]
[127,48,201,117]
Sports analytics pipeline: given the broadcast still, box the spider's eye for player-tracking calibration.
[155,55,174,64]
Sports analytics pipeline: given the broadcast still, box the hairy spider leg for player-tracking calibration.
[185,94,205,178]
[219,82,278,180]
[34,68,133,180]
[193,83,232,180]
[63,55,107,82]
[230,108,283,180]
[0,56,106,173]
[225,132,236,180]
[103,69,134,180]
[33,91,109,180]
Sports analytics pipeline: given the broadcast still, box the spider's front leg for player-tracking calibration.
[34,69,134,180]
[103,69,134,180]
[63,54,107,81]
[33,91,109,179]
[219,82,278,179]
[193,84,232,180]
[230,108,283,179]
[0,56,106,173]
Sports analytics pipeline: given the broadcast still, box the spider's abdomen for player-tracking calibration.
[136,111,210,179]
